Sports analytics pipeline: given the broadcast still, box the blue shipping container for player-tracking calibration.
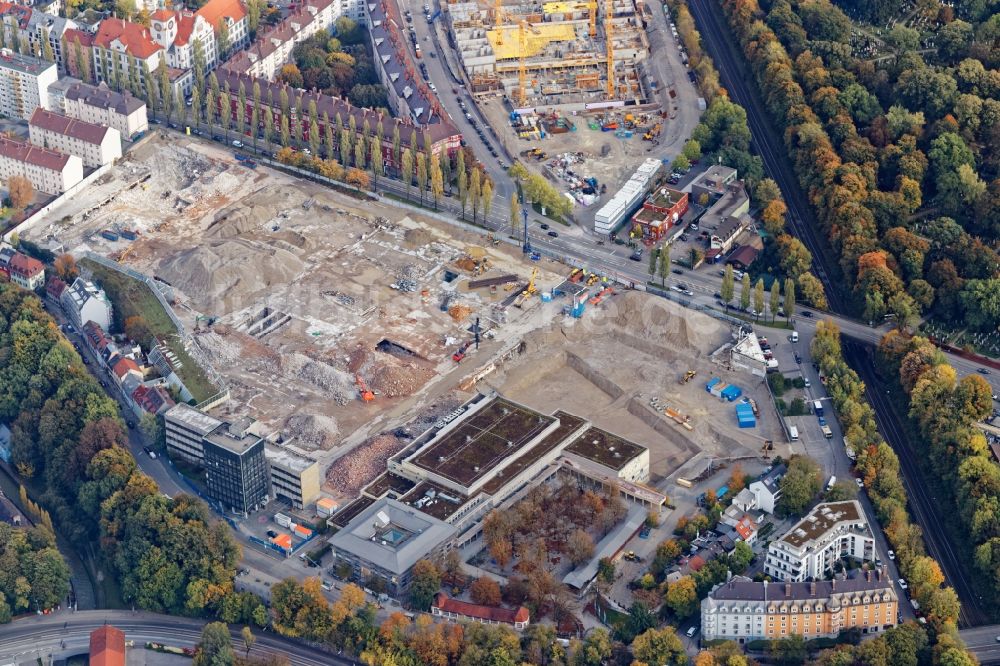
[706,377,721,391]
[722,385,743,401]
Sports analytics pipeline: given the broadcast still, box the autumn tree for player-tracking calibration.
[632,626,687,666]
[778,455,822,516]
[53,254,78,281]
[469,577,502,606]
[739,272,751,311]
[664,575,698,618]
[567,529,595,567]
[8,176,33,212]
[721,265,735,309]
[193,622,234,666]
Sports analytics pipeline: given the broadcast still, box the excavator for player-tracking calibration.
[680,369,696,384]
[513,268,539,308]
[355,374,374,402]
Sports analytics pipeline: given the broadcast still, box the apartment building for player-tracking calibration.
[149,9,217,72]
[764,501,876,582]
[58,80,147,139]
[0,4,79,73]
[60,277,113,331]
[221,0,338,80]
[196,0,249,56]
[203,420,269,516]
[703,571,897,642]
[91,19,163,94]
[265,445,321,509]
[29,108,121,168]
[0,134,82,194]
[61,28,93,80]
[0,48,56,119]
[367,0,438,126]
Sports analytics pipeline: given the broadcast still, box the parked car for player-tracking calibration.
[547,231,559,238]
[232,140,243,148]
[540,223,550,230]
[888,550,896,560]
[855,477,864,488]
[898,579,908,590]
[672,268,684,275]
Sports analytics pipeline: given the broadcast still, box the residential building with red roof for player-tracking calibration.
[45,275,66,299]
[8,252,45,290]
[92,19,163,92]
[0,3,79,73]
[196,0,249,56]
[131,384,175,415]
[150,9,217,71]
[29,107,121,168]
[89,625,126,666]
[0,134,83,194]
[432,593,530,629]
[112,356,143,383]
[0,48,57,120]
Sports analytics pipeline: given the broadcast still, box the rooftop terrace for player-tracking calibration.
[781,501,865,549]
[411,397,556,487]
[564,426,646,471]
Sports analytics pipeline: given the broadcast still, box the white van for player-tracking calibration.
[789,425,799,441]
[789,331,799,343]
[686,625,698,638]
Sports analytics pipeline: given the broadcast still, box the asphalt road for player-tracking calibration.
[959,626,1000,665]
[844,340,991,627]
[0,611,360,665]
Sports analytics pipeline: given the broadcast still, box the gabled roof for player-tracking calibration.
[196,0,246,31]
[433,593,529,624]
[93,18,161,59]
[31,108,114,145]
[65,81,145,116]
[89,625,125,666]
[63,27,94,47]
[112,357,141,379]
[0,2,33,30]
[734,515,757,541]
[9,253,43,277]
[752,464,786,495]
[0,135,70,171]
[132,384,174,414]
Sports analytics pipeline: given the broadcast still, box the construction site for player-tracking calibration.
[448,0,650,108]
[21,133,780,508]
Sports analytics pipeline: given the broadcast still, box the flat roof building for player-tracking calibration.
[265,444,321,509]
[328,497,457,595]
[203,420,269,516]
[163,402,223,464]
[0,47,57,120]
[764,501,875,582]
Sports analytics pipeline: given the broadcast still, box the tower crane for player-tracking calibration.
[605,0,615,99]
[589,0,597,37]
[491,0,539,106]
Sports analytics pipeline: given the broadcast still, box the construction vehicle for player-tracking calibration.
[452,341,472,362]
[355,375,374,402]
[568,268,583,283]
[588,286,613,305]
[680,370,696,384]
[527,147,547,160]
[643,123,662,141]
[586,273,601,286]
[513,267,539,307]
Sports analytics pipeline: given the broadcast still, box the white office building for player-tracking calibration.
[60,277,113,332]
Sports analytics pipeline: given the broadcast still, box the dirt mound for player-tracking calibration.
[403,228,433,247]
[285,353,354,404]
[369,362,434,398]
[284,413,339,449]
[606,291,726,355]
[157,240,304,309]
[326,433,407,496]
[206,188,299,237]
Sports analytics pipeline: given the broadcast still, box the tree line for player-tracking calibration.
[718,0,999,328]
[0,283,248,619]
[667,1,828,308]
[810,322,971,633]
[878,330,999,616]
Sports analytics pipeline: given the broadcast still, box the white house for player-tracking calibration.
[60,277,113,332]
[763,501,876,582]
[29,107,121,168]
[748,463,785,514]
[0,134,82,194]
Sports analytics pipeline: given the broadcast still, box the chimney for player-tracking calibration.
[866,570,872,582]
[810,582,816,595]
[785,583,791,597]
[762,579,768,601]
[831,578,836,591]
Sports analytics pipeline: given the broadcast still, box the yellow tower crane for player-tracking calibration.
[605,0,614,98]
[589,0,597,37]
[491,0,540,106]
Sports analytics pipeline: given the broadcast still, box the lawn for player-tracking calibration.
[80,258,217,403]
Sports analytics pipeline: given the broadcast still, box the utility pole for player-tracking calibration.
[521,208,531,254]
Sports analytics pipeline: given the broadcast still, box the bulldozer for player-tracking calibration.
[680,370,696,384]
[643,123,662,141]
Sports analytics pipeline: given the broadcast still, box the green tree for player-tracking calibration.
[631,626,687,666]
[416,152,428,207]
[240,626,255,659]
[157,64,173,125]
[193,622,234,666]
[193,40,206,98]
[648,248,659,282]
[458,165,468,218]
[754,278,765,321]
[469,167,481,222]
[370,135,383,193]
[219,92,231,142]
[262,107,273,151]
[770,634,807,666]
[481,178,493,222]
[509,192,520,232]
[784,278,796,321]
[729,540,753,573]
[769,279,782,322]
[740,273,751,312]
[721,265,735,309]
[408,559,441,611]
[659,243,671,286]
[778,455,822,516]
[401,148,414,201]
[217,19,231,62]
[322,112,333,159]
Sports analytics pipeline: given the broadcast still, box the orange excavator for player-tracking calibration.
[355,374,374,402]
